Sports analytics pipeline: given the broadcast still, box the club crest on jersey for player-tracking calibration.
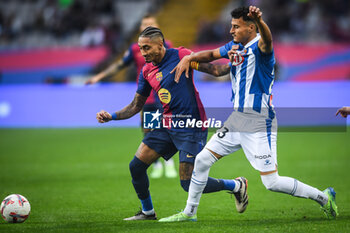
[231,49,247,66]
[156,72,163,81]
[232,54,244,66]
[158,88,171,104]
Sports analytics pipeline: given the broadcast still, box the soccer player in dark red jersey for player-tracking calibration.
[96,27,244,220]
[87,15,177,179]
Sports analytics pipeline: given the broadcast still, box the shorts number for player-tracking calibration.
[217,127,229,138]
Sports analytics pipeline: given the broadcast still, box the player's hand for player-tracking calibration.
[85,74,102,85]
[335,106,350,118]
[227,45,239,64]
[170,55,191,83]
[247,5,262,22]
[96,110,112,123]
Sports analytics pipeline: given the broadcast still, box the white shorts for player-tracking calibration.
[205,111,277,172]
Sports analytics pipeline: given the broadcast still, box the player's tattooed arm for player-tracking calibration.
[96,93,147,123]
[172,48,222,82]
[197,63,230,77]
[116,93,147,120]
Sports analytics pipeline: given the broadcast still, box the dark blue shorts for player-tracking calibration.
[143,128,208,164]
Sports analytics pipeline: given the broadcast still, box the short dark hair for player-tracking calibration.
[139,26,165,43]
[231,6,252,22]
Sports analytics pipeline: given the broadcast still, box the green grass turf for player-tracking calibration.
[0,128,349,233]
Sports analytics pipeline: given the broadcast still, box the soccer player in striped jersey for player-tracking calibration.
[86,15,177,179]
[96,27,244,220]
[159,6,338,222]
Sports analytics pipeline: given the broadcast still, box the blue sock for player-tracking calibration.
[141,195,153,212]
[222,179,236,191]
[182,178,236,193]
[129,156,153,212]
[203,177,225,193]
[181,177,226,193]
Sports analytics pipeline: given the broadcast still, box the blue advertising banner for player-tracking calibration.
[0,81,349,128]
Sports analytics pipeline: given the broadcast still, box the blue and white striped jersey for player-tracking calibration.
[219,34,276,119]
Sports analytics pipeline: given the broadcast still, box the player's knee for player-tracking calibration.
[129,156,148,179]
[194,151,213,172]
[180,180,190,192]
[261,172,279,191]
[129,160,139,178]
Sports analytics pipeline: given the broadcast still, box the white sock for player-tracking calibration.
[261,172,328,206]
[184,149,217,216]
[142,209,155,215]
[233,179,241,192]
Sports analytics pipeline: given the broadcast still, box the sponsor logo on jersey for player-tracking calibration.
[254,154,271,159]
[158,88,171,104]
[156,72,163,81]
[186,154,194,158]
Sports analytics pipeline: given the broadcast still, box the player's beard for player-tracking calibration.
[152,51,162,64]
[232,35,238,44]
[144,56,152,63]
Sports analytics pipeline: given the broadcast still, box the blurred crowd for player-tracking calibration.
[1,0,349,51]
[0,0,349,84]
[0,0,123,52]
[196,0,350,44]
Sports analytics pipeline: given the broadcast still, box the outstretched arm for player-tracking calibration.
[248,5,273,54]
[86,59,126,85]
[188,49,222,63]
[191,61,230,77]
[172,49,223,82]
[96,93,147,123]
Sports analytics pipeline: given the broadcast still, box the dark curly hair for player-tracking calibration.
[231,6,252,22]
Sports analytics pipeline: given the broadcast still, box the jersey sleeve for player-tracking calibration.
[136,70,152,97]
[122,45,134,65]
[254,44,275,66]
[177,47,193,60]
[260,48,275,64]
[219,41,234,59]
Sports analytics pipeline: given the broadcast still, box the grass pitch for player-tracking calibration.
[0,128,349,233]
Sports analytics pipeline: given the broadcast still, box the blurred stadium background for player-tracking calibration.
[0,0,349,127]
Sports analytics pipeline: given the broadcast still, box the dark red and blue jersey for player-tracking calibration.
[123,41,172,105]
[137,47,207,132]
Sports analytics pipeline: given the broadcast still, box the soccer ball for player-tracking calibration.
[0,194,31,223]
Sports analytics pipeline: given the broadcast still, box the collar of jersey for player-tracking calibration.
[244,33,261,48]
